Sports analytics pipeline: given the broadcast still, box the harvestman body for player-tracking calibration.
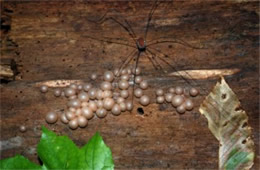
[136,38,146,52]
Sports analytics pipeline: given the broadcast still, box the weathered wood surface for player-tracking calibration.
[0,1,259,169]
[0,58,17,81]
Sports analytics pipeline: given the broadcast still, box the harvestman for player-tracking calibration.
[84,1,250,160]
[83,0,226,113]
[84,0,203,88]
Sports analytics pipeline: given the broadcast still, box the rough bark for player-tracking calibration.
[0,1,259,169]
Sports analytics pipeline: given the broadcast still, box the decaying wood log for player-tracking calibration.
[0,1,259,169]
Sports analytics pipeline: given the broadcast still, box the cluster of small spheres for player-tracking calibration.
[40,66,152,130]
[155,86,199,114]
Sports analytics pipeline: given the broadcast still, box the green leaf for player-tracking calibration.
[37,127,114,170]
[37,126,79,169]
[80,132,114,170]
[199,77,255,170]
[1,127,114,170]
[0,155,41,170]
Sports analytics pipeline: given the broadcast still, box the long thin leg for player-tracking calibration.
[151,52,168,74]
[147,47,196,87]
[117,50,138,77]
[144,51,160,71]
[101,17,136,44]
[150,50,170,75]
[113,50,137,90]
[102,36,131,43]
[89,8,137,40]
[131,51,141,103]
[144,0,159,41]
[124,19,137,40]
[147,37,206,49]
[83,34,136,48]
[147,47,247,140]
[145,51,165,74]
[88,9,137,44]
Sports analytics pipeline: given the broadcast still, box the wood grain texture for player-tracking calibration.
[0,58,17,81]
[0,1,259,169]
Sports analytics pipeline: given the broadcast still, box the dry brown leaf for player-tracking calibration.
[199,77,254,170]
